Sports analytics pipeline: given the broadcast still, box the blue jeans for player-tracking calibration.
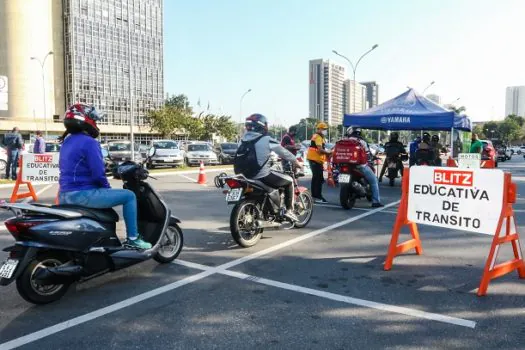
[6,149,19,180]
[357,164,380,204]
[59,188,139,239]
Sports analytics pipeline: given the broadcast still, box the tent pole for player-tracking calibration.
[451,127,454,159]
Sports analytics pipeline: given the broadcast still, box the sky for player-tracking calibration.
[164,0,525,126]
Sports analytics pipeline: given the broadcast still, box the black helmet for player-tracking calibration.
[390,132,399,142]
[64,103,102,138]
[288,125,297,134]
[431,134,439,142]
[346,126,362,137]
[422,132,431,143]
[245,113,268,134]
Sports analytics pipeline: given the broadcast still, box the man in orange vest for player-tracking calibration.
[307,122,332,203]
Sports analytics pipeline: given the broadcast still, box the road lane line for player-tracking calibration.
[177,174,197,183]
[0,200,399,349]
[22,184,54,203]
[173,260,476,329]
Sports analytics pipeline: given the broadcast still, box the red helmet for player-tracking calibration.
[64,103,102,138]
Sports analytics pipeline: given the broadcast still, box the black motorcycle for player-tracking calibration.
[335,160,375,210]
[385,153,408,186]
[0,148,183,304]
[215,169,313,248]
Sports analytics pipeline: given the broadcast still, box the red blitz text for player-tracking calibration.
[433,169,473,187]
[34,155,53,163]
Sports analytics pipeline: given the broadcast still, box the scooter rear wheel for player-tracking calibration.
[16,254,71,305]
[154,224,184,263]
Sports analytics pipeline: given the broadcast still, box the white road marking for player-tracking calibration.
[0,201,399,349]
[177,174,198,183]
[174,260,476,329]
[22,184,54,203]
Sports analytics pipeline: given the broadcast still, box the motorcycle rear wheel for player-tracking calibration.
[16,254,71,305]
[230,199,263,247]
[340,184,356,210]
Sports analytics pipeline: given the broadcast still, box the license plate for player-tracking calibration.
[225,188,243,202]
[164,158,173,162]
[339,174,351,183]
[121,158,126,161]
[0,259,19,279]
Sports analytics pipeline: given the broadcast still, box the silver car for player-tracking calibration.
[148,140,185,168]
[185,143,219,166]
[107,141,143,163]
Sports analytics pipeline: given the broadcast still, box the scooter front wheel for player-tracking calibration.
[16,254,70,305]
[154,224,184,263]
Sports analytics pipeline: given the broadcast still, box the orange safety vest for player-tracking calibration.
[306,133,326,164]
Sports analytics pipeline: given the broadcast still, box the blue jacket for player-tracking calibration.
[409,140,420,154]
[59,133,110,192]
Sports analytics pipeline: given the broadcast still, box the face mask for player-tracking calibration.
[321,130,328,136]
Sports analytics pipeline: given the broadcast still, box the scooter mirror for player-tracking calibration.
[148,147,156,157]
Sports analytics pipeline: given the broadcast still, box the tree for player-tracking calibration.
[482,121,499,140]
[498,118,522,143]
[146,106,188,138]
[472,124,485,139]
[268,125,287,140]
[165,94,193,113]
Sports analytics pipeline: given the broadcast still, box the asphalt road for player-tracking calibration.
[1,159,525,349]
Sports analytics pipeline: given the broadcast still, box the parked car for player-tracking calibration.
[147,140,185,168]
[509,146,521,155]
[107,141,143,163]
[185,143,219,166]
[44,141,61,153]
[496,146,511,162]
[215,142,238,164]
[0,146,7,173]
[481,140,497,167]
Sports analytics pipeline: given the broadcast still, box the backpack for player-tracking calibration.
[332,138,368,165]
[234,135,268,178]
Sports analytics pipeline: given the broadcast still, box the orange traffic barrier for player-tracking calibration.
[384,168,525,296]
[197,162,207,185]
[446,156,495,169]
[478,173,525,296]
[384,168,423,271]
[446,157,458,167]
[10,156,38,203]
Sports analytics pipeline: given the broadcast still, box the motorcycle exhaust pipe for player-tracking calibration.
[255,220,282,229]
[33,264,84,285]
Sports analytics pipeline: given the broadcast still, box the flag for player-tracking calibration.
[197,98,201,107]
[207,101,210,111]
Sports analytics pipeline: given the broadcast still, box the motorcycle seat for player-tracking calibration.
[52,205,119,223]
[246,179,277,192]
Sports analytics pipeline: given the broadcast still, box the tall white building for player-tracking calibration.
[309,59,346,125]
[343,80,367,114]
[426,94,441,104]
[505,86,525,117]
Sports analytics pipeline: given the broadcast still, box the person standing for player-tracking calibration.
[470,133,483,154]
[33,130,46,154]
[3,127,24,180]
[306,122,332,203]
[280,126,300,170]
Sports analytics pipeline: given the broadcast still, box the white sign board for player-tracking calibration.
[22,153,60,183]
[458,153,481,169]
[407,166,504,235]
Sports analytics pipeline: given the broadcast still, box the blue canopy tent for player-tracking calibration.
[343,88,472,132]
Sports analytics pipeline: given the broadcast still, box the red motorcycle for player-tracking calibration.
[335,161,375,210]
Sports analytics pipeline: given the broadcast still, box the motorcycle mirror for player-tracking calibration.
[101,148,109,158]
[148,147,156,158]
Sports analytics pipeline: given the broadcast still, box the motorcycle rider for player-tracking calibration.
[416,132,435,165]
[281,125,301,170]
[57,104,152,250]
[240,113,303,222]
[431,134,446,166]
[379,132,406,182]
[409,136,421,166]
[346,127,384,208]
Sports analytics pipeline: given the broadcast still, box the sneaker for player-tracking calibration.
[125,236,152,250]
[371,202,384,208]
[314,198,328,204]
[284,210,299,222]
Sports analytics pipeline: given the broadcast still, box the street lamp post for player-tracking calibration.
[30,51,54,139]
[333,44,378,141]
[422,81,435,94]
[239,89,252,140]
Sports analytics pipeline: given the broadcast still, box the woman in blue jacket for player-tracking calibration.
[58,104,151,250]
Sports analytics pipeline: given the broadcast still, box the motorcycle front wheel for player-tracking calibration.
[340,184,356,210]
[230,199,263,247]
[294,190,313,228]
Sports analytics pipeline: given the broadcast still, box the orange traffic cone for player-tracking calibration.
[198,162,207,185]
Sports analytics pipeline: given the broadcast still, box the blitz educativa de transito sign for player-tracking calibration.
[407,167,504,234]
